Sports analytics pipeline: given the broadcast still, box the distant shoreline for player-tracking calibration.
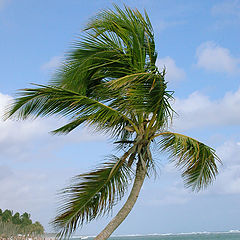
[0,237,55,240]
[68,230,240,239]
[0,234,56,240]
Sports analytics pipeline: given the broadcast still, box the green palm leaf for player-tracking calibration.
[52,156,131,238]
[104,72,174,129]
[5,84,138,136]
[155,132,221,191]
[50,5,157,100]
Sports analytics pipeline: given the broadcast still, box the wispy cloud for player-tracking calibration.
[0,93,55,160]
[142,180,190,206]
[153,20,186,32]
[156,57,185,83]
[212,0,240,28]
[205,140,240,195]
[172,86,240,131]
[212,0,240,18]
[41,56,62,72]
[0,92,104,160]
[0,164,58,230]
[196,41,240,74]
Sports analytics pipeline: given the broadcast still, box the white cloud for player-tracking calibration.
[212,0,240,18]
[143,182,190,206]
[211,1,240,29]
[0,165,58,230]
[41,56,62,72]
[0,93,47,143]
[0,92,104,160]
[0,93,59,161]
[0,166,49,209]
[153,20,186,32]
[205,141,240,195]
[196,41,240,74]
[156,57,185,83]
[140,161,193,207]
[172,87,240,131]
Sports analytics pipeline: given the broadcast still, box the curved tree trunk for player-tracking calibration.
[94,163,146,240]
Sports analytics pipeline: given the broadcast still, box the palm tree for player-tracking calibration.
[12,212,21,225]
[5,5,220,240]
[1,210,13,223]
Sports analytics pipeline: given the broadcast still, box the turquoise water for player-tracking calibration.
[72,232,240,240]
[109,233,240,240]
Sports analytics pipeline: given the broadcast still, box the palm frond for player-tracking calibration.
[50,5,157,99]
[85,4,156,70]
[155,132,221,191]
[52,156,132,238]
[4,84,138,136]
[104,71,175,129]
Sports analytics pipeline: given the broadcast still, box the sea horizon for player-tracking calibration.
[69,229,240,239]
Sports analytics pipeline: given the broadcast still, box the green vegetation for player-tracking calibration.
[0,209,44,238]
[5,5,220,240]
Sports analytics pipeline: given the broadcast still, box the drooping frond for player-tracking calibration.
[85,4,157,71]
[52,156,132,238]
[51,5,157,100]
[155,132,221,191]
[104,72,175,129]
[4,84,137,136]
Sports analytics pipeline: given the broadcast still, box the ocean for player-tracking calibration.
[71,231,240,240]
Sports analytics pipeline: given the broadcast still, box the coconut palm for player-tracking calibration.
[5,5,220,240]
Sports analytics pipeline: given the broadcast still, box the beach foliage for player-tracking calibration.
[0,209,44,238]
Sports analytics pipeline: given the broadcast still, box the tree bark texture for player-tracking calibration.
[94,163,146,240]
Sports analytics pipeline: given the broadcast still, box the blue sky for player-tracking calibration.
[0,0,240,236]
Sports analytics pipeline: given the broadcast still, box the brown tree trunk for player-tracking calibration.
[94,163,146,240]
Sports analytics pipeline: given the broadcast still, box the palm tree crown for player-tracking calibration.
[5,5,220,240]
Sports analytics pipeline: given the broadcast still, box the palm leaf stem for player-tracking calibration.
[151,132,203,143]
[108,145,136,180]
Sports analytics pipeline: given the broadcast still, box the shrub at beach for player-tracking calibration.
[0,209,44,238]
